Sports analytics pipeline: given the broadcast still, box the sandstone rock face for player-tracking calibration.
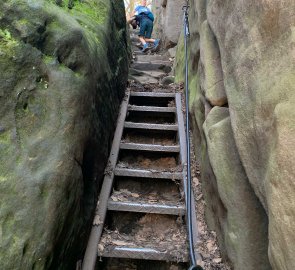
[0,0,129,269]
[199,20,227,106]
[152,0,164,42]
[174,0,295,269]
[204,107,270,269]
[152,0,183,48]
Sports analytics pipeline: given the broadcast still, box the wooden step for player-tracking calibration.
[108,200,185,216]
[128,105,176,113]
[134,60,172,65]
[98,245,188,262]
[114,168,182,180]
[98,212,189,262]
[124,122,178,131]
[120,142,180,153]
[130,92,175,98]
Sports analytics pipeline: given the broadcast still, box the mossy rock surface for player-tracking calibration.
[0,0,129,269]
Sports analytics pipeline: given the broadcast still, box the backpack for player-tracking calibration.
[147,12,154,22]
[136,6,154,22]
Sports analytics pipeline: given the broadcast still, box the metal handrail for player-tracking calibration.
[182,2,204,270]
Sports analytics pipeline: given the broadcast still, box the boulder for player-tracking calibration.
[152,0,164,41]
[162,0,183,48]
[204,107,270,269]
[199,20,227,106]
[267,101,295,269]
[160,75,175,85]
[168,46,177,58]
[152,0,183,48]
[0,0,129,269]
[207,0,295,267]
[174,0,295,268]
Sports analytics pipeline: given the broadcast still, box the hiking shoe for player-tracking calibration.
[135,42,143,49]
[141,43,149,53]
[153,39,160,51]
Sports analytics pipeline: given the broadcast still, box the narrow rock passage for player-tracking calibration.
[84,30,231,270]
[128,30,231,270]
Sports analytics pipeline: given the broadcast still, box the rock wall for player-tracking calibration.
[174,0,295,269]
[152,0,183,49]
[0,0,129,269]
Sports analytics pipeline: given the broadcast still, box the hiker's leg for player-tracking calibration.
[145,36,160,50]
[145,38,155,43]
[144,21,158,47]
[138,20,148,46]
[139,36,147,45]
[144,22,153,41]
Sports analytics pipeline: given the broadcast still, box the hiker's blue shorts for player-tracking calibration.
[139,18,153,38]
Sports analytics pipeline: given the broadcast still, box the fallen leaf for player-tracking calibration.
[135,235,146,242]
[201,252,210,258]
[198,225,205,235]
[211,231,217,237]
[148,195,157,200]
[111,196,119,202]
[196,194,203,201]
[197,259,205,267]
[172,235,178,241]
[98,244,104,252]
[100,238,107,244]
[118,196,128,202]
[130,192,140,198]
[207,239,217,253]
[213,257,222,263]
[112,240,133,246]
[93,215,102,226]
[193,177,199,186]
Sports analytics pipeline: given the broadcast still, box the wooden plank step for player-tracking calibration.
[128,105,176,113]
[120,142,180,152]
[114,168,182,180]
[134,60,171,65]
[124,122,178,131]
[130,92,175,98]
[98,211,188,263]
[107,200,185,216]
[98,246,188,262]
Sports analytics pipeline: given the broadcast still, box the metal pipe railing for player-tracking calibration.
[182,2,204,270]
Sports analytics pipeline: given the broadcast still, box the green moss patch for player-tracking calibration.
[0,28,19,55]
